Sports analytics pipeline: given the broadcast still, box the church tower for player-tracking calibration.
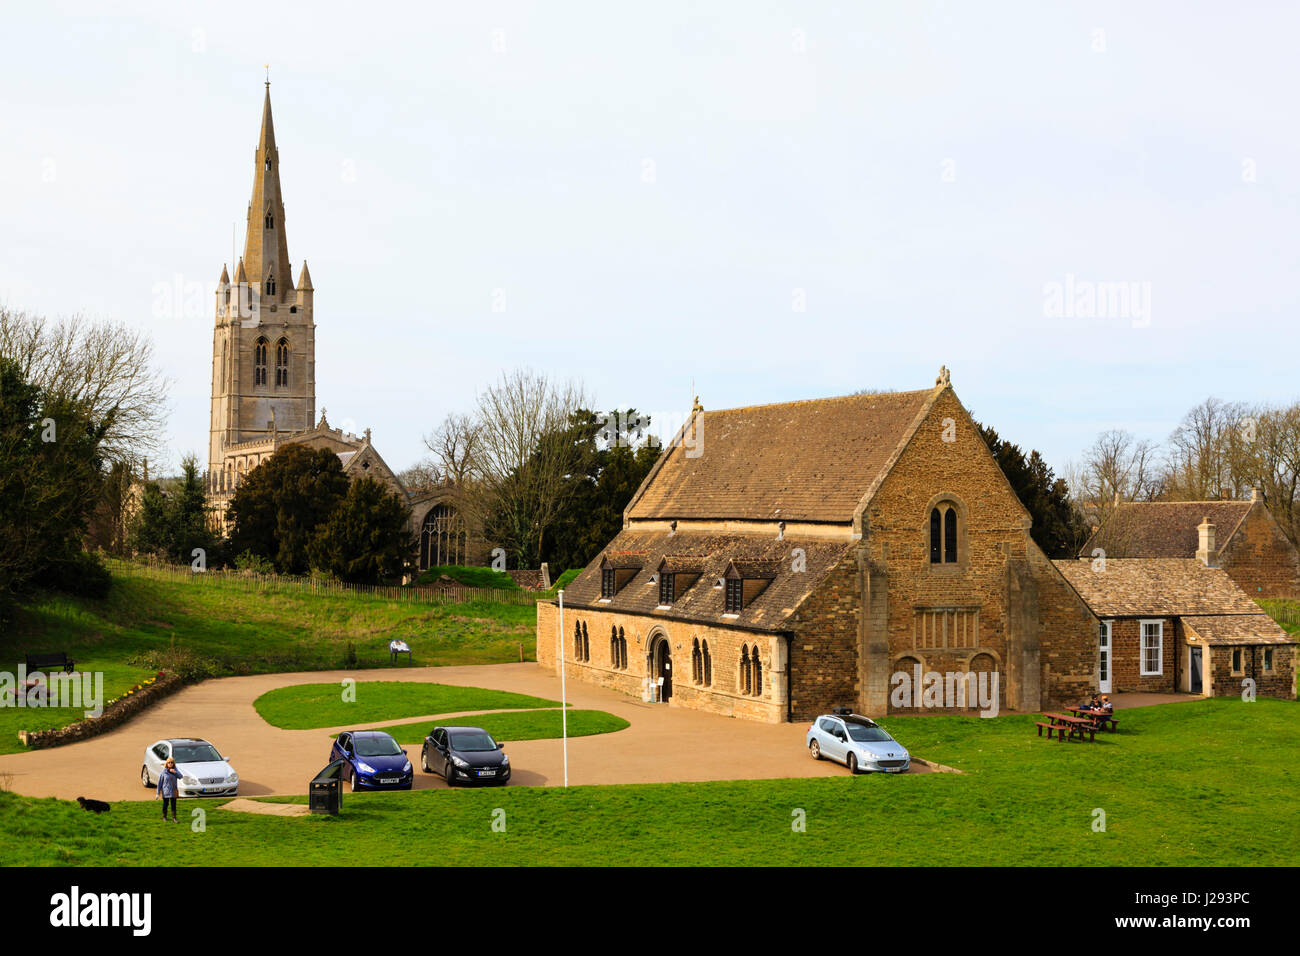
[209,82,316,483]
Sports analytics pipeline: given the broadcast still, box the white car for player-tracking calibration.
[141,738,239,797]
[806,712,910,774]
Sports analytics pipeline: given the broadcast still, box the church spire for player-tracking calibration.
[242,82,293,304]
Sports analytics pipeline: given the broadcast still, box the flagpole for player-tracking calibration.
[558,589,568,788]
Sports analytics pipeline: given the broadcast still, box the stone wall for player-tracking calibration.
[1106,616,1177,693]
[16,671,184,749]
[860,388,1099,714]
[536,601,785,722]
[1205,644,1296,699]
[1220,503,1300,599]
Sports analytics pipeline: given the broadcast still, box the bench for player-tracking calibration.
[1035,721,1072,742]
[388,642,411,665]
[25,652,75,674]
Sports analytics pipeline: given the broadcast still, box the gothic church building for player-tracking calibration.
[205,84,465,566]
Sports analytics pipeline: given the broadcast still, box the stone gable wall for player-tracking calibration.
[1220,503,1300,599]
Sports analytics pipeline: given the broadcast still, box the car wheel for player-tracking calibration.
[140,764,152,788]
[444,762,456,787]
[847,753,858,774]
[421,746,431,773]
[809,740,821,760]
[350,769,361,792]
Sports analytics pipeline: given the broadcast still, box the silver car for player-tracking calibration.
[806,713,910,773]
[140,738,239,797]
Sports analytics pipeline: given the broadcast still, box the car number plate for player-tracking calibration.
[379,777,399,784]
[477,770,496,777]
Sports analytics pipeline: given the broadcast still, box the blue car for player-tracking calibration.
[330,730,413,791]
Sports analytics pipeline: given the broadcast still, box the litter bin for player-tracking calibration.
[309,758,349,815]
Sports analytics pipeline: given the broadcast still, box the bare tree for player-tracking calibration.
[423,411,479,487]
[1074,429,1160,518]
[1229,401,1300,548]
[459,369,588,567]
[1163,397,1249,500]
[0,309,171,465]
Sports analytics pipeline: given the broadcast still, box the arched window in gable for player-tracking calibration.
[929,499,964,565]
[702,640,712,687]
[739,646,752,696]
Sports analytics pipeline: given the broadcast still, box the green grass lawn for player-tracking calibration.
[2,697,1296,866]
[0,564,538,754]
[253,681,561,729]
[344,709,629,743]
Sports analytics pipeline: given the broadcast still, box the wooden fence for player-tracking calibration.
[106,558,540,607]
[1259,599,1300,626]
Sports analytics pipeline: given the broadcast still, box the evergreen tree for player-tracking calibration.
[228,444,350,574]
[309,477,412,584]
[977,421,1085,558]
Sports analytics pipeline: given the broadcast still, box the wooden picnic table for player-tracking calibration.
[1068,706,1119,731]
[1041,712,1097,742]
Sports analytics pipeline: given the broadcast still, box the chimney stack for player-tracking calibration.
[1196,516,1217,567]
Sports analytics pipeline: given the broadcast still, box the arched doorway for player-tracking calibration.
[648,633,673,702]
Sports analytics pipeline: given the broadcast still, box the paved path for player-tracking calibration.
[0,663,924,802]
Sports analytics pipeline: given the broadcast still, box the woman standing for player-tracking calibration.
[156,756,181,823]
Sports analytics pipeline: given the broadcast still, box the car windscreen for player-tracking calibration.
[450,732,497,752]
[845,725,892,743]
[353,736,402,757]
[172,744,221,763]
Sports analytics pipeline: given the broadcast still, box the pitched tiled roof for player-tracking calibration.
[557,529,854,632]
[1051,558,1265,617]
[626,388,935,524]
[1182,615,1294,646]
[1080,501,1252,558]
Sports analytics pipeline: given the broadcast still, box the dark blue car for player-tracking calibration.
[330,730,413,791]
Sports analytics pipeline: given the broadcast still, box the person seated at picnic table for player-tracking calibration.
[1096,694,1114,725]
[1080,692,1101,711]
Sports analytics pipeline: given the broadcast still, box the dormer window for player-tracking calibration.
[725,577,743,614]
[656,558,703,607]
[723,560,778,614]
[599,554,643,599]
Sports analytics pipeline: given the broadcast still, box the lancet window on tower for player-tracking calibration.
[254,337,268,386]
[275,338,289,387]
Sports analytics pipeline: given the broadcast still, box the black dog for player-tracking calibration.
[76,796,110,814]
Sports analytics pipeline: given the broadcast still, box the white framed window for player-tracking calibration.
[1139,619,1164,676]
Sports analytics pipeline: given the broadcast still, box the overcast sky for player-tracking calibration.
[3,2,1296,477]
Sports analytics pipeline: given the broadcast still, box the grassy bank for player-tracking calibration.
[0,564,538,754]
[2,697,1295,866]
